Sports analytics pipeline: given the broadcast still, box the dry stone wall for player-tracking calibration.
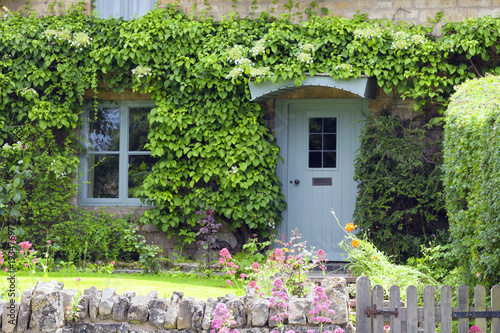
[0,277,353,333]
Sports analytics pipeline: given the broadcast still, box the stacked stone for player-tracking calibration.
[0,277,352,333]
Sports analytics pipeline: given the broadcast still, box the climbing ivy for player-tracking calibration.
[2,4,500,247]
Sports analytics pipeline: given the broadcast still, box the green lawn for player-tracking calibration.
[0,271,240,301]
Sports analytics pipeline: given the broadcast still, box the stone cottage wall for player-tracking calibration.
[0,277,353,333]
[2,0,500,26]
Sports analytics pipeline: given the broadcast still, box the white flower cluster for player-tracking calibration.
[19,87,38,99]
[250,39,267,57]
[231,166,238,174]
[235,57,253,68]
[390,31,427,50]
[249,67,272,78]
[354,27,383,39]
[297,43,316,64]
[43,29,72,42]
[131,66,153,79]
[335,63,353,72]
[226,45,247,62]
[225,67,244,79]
[43,29,92,51]
[2,6,10,20]
[297,52,313,64]
[69,32,92,51]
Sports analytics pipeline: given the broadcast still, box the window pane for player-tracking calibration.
[309,152,322,168]
[323,134,336,150]
[309,118,322,133]
[128,155,157,198]
[309,134,322,150]
[323,152,336,168]
[324,118,337,133]
[129,107,151,151]
[88,108,120,151]
[131,0,153,17]
[87,155,119,198]
[97,0,121,18]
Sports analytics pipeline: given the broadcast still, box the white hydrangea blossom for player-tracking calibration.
[250,39,267,57]
[19,87,38,99]
[249,67,272,78]
[234,57,253,68]
[297,52,313,64]
[411,34,426,44]
[335,63,353,72]
[354,27,383,39]
[69,32,92,50]
[225,67,244,79]
[300,43,316,53]
[132,66,153,79]
[227,45,247,62]
[43,29,72,42]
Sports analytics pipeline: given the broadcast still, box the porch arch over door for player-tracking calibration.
[274,98,367,261]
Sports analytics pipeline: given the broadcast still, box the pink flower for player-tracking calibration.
[240,273,247,279]
[334,328,344,333]
[4,268,8,272]
[23,263,28,267]
[231,270,236,275]
[19,241,32,251]
[307,330,315,333]
[252,262,260,269]
[226,280,233,286]
[317,249,326,259]
[76,277,81,282]
[469,326,483,333]
[47,240,51,244]
[20,250,24,255]
[220,248,232,260]
[219,257,226,264]
[110,261,115,265]
[0,259,4,265]
[32,258,38,263]
[29,250,34,253]
[384,325,391,333]
[248,280,257,289]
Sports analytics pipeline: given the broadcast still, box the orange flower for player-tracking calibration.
[352,239,359,247]
[345,223,356,232]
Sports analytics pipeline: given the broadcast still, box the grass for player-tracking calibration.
[0,271,240,301]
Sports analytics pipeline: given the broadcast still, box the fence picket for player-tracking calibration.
[458,285,469,333]
[406,286,417,333]
[474,285,486,332]
[423,286,435,333]
[357,276,372,333]
[440,285,452,333]
[390,285,402,333]
[373,285,384,333]
[492,285,500,333]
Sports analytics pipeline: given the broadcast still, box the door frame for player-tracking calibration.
[274,98,368,251]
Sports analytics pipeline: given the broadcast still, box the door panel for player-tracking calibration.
[277,100,363,261]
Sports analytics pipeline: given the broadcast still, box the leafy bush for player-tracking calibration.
[443,74,500,290]
[353,115,447,262]
[49,209,132,264]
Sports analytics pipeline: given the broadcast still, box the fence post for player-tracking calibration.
[474,285,486,332]
[458,285,469,333]
[357,276,372,333]
[440,286,452,333]
[492,285,500,333]
[423,285,435,333]
[406,285,418,333]
[373,285,384,333]
[390,285,401,333]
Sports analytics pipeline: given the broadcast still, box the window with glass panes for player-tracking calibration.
[308,117,337,168]
[93,0,156,20]
[79,101,156,206]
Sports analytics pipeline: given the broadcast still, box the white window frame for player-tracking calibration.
[93,0,156,20]
[79,101,155,206]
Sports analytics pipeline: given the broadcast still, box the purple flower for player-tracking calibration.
[269,278,291,326]
[310,285,334,326]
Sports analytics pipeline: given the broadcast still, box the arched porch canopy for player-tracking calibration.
[249,74,377,102]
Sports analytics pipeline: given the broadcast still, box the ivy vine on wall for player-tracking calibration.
[1,4,500,250]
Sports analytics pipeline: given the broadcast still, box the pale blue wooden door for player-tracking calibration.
[275,99,364,261]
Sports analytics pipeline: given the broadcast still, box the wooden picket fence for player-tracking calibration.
[356,276,500,333]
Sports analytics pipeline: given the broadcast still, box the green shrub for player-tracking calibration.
[443,74,500,290]
[49,209,133,264]
[353,115,447,262]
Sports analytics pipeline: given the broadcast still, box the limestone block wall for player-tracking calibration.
[2,0,499,26]
[0,277,353,333]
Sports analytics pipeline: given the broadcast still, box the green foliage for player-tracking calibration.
[49,210,132,264]
[443,74,500,290]
[353,115,447,262]
[2,4,500,253]
[123,227,164,274]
